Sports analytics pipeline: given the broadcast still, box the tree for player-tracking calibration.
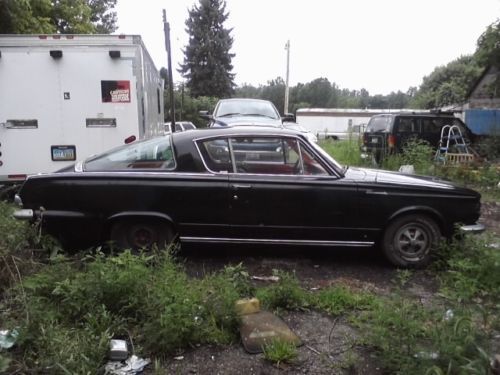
[88,0,117,33]
[179,0,235,98]
[261,77,286,114]
[0,0,54,33]
[410,55,482,108]
[475,19,500,68]
[474,19,500,96]
[297,78,332,108]
[0,0,117,34]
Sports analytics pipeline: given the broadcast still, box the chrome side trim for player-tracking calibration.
[180,237,374,247]
[13,209,34,220]
[459,223,485,234]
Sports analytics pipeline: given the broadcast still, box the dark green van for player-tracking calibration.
[361,112,475,162]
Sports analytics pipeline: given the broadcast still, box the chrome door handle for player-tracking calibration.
[231,184,252,189]
[365,189,388,195]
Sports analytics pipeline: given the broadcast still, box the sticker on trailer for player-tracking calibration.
[101,80,131,103]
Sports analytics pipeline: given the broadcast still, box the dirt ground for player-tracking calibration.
[149,201,499,374]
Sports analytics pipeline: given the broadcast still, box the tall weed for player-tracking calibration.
[3,251,244,371]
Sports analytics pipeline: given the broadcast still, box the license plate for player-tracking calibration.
[371,137,379,144]
[51,145,76,161]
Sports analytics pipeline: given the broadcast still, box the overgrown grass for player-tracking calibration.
[319,139,370,167]
[311,285,377,316]
[354,234,499,374]
[2,250,244,373]
[262,338,298,366]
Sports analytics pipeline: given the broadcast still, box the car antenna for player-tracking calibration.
[163,10,176,132]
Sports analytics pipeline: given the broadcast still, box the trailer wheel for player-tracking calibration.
[110,219,174,251]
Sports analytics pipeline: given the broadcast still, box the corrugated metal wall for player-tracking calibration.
[464,109,500,135]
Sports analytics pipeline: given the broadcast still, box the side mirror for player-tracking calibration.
[199,110,212,120]
[282,113,295,123]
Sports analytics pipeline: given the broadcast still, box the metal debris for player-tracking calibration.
[109,339,128,361]
[105,355,150,375]
[0,329,19,349]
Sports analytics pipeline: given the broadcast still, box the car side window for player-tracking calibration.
[198,138,232,173]
[300,146,329,176]
[422,118,443,134]
[228,137,329,176]
[396,117,419,133]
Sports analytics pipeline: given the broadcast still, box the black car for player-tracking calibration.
[361,111,475,162]
[14,126,484,267]
[200,98,294,127]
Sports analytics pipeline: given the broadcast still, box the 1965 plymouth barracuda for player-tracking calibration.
[14,126,484,267]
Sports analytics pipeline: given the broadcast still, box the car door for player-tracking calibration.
[394,116,420,152]
[227,136,363,245]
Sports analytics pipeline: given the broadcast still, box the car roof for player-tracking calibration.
[371,111,456,118]
[217,98,274,103]
[171,125,304,142]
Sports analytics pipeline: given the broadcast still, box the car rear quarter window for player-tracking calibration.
[84,136,175,171]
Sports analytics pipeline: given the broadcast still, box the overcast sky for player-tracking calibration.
[116,0,500,95]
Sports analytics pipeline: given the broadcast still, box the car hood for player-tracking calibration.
[343,167,478,195]
[213,116,282,127]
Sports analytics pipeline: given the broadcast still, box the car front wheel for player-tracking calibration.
[382,214,440,268]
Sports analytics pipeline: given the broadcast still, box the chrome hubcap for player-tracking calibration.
[396,225,429,261]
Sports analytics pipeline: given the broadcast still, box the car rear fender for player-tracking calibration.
[386,206,447,236]
[104,211,177,238]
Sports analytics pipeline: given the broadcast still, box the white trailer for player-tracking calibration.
[0,34,164,184]
[296,108,408,140]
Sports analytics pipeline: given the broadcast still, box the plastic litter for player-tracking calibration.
[444,309,454,321]
[399,165,415,174]
[0,329,19,349]
[414,351,439,360]
[251,275,280,282]
[105,355,150,375]
[109,339,128,361]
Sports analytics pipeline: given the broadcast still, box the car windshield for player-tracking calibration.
[84,136,175,171]
[367,116,392,132]
[215,100,280,119]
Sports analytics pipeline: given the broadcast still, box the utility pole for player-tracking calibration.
[163,10,176,131]
[284,40,290,114]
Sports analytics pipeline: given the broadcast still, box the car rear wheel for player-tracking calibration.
[382,214,440,268]
[110,219,174,251]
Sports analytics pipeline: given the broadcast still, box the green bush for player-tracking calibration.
[256,270,309,311]
[381,138,435,174]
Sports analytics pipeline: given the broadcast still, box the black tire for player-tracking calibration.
[110,219,174,251]
[382,214,440,268]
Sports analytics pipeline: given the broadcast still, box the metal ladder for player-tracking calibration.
[435,125,473,164]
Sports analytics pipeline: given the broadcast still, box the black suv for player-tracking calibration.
[361,112,475,162]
